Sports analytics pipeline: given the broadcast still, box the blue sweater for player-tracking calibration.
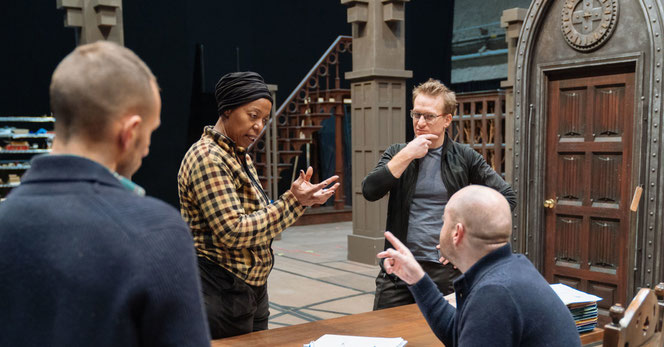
[409,244,581,347]
[0,155,210,346]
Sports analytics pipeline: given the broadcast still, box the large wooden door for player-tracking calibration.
[545,71,634,324]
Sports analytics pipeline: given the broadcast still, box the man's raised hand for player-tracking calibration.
[377,231,426,285]
[404,134,438,160]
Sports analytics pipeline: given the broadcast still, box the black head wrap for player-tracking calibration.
[214,71,273,116]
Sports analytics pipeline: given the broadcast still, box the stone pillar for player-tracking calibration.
[333,101,346,210]
[500,8,526,185]
[342,0,412,265]
[57,0,124,45]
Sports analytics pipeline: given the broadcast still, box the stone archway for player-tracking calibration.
[511,0,664,315]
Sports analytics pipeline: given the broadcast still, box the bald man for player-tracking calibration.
[378,185,581,347]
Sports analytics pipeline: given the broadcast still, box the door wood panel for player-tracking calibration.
[545,72,634,326]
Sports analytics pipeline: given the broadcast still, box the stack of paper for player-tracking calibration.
[304,334,407,347]
[550,283,603,333]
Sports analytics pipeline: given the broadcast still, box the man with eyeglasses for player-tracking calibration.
[362,78,516,310]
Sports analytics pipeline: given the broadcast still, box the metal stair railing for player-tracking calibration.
[248,35,352,202]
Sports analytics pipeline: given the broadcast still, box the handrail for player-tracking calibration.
[248,35,352,151]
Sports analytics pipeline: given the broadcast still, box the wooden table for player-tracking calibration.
[580,328,604,346]
[212,304,440,346]
[212,303,605,346]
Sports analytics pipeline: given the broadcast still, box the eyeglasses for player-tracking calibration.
[410,110,444,123]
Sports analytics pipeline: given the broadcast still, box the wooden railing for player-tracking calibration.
[448,90,507,176]
[249,36,352,209]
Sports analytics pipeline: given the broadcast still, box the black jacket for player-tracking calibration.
[362,136,517,250]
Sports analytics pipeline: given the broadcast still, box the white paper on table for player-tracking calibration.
[304,334,408,347]
[550,283,603,305]
[444,292,457,308]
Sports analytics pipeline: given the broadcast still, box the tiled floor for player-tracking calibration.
[267,221,380,329]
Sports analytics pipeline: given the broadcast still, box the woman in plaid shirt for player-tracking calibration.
[178,71,339,339]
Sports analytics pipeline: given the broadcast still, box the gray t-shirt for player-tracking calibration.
[406,145,449,262]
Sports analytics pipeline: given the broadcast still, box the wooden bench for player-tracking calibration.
[603,282,664,347]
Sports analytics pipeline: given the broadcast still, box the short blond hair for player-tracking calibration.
[50,41,157,142]
[412,78,457,115]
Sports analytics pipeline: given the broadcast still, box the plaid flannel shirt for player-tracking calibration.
[178,126,305,286]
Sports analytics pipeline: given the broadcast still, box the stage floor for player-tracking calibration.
[268,221,379,329]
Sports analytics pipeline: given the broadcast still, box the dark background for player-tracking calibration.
[0,1,453,207]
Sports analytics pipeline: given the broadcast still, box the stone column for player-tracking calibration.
[500,8,526,185]
[342,0,412,265]
[57,0,124,45]
[500,8,526,254]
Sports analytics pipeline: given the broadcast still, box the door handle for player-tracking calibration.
[543,199,556,209]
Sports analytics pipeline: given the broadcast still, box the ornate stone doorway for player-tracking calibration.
[512,0,664,308]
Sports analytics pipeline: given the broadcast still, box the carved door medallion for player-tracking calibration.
[545,71,634,325]
[561,0,619,52]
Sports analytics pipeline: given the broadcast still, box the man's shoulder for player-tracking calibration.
[446,139,478,156]
[102,195,194,261]
[464,255,533,297]
[92,188,189,234]
[481,253,540,282]
[0,187,190,256]
[471,255,562,310]
[385,142,407,153]
[119,194,185,223]
[472,256,581,345]
[136,195,181,215]
[124,196,191,235]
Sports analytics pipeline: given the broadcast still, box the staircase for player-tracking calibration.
[249,36,352,211]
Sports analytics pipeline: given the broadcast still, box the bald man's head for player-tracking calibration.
[445,185,512,249]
